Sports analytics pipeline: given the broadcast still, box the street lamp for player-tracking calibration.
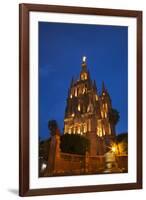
[111,146,117,153]
[111,144,118,154]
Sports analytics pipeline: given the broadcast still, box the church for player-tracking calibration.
[64,56,116,156]
[39,57,127,177]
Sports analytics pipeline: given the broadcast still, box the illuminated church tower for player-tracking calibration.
[64,57,116,156]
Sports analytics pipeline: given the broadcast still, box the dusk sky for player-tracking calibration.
[39,22,128,140]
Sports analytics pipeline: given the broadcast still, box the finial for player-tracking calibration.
[82,56,87,68]
[82,56,86,63]
[93,80,97,90]
[70,76,74,86]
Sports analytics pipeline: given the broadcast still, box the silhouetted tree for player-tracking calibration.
[108,108,120,125]
[60,134,90,155]
[116,133,128,143]
[116,133,128,154]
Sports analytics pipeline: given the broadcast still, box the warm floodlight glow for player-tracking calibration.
[111,146,116,153]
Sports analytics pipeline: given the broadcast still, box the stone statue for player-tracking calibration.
[48,120,60,136]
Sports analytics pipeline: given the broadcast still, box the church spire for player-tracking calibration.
[80,56,89,81]
[70,76,74,87]
[93,80,97,91]
[102,81,106,93]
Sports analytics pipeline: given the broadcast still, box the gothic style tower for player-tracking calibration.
[64,57,116,155]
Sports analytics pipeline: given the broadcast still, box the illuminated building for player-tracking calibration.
[64,56,116,155]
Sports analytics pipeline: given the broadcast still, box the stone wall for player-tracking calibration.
[116,155,128,172]
[44,152,128,176]
[46,152,106,176]
[43,124,128,177]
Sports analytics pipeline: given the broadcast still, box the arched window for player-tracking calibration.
[73,127,76,134]
[101,111,104,118]
[105,103,108,110]
[68,128,71,134]
[77,126,81,134]
[78,104,81,111]
[75,88,77,97]
[83,123,87,133]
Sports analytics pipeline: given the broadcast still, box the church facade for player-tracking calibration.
[64,57,116,156]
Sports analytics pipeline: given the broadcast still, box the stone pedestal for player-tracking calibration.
[47,126,61,175]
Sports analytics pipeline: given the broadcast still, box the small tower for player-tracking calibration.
[99,81,116,137]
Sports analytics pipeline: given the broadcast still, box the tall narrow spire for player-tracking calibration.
[102,81,106,92]
[70,76,74,87]
[93,80,97,91]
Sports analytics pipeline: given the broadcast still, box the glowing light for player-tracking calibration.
[70,94,72,98]
[82,56,86,62]
[111,146,116,153]
[111,143,118,154]
[71,113,75,117]
[83,124,87,133]
[77,126,81,134]
[101,111,104,118]
[95,95,98,101]
[81,73,87,80]
[103,128,105,135]
[105,103,108,110]
[78,104,81,111]
[41,163,47,171]
[110,142,127,155]
[68,128,71,134]
[75,88,77,97]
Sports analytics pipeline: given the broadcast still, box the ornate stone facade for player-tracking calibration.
[64,57,116,156]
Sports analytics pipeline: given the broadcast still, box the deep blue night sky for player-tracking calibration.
[39,22,128,140]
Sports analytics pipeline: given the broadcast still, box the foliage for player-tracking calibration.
[116,133,128,154]
[60,134,90,155]
[108,108,120,125]
[116,132,128,143]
